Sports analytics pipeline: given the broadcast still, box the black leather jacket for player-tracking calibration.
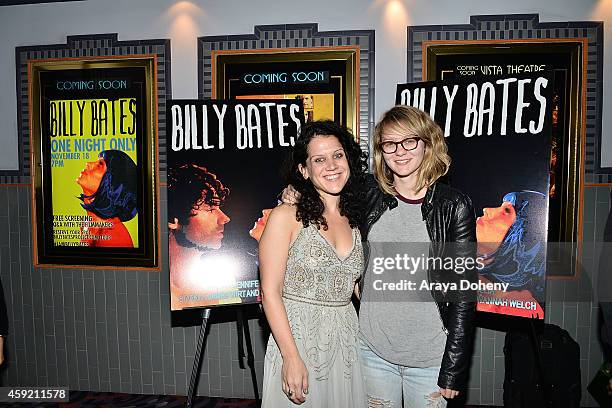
[359,174,477,391]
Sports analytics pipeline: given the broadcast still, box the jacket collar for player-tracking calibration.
[383,191,398,210]
[421,182,437,220]
[386,182,434,214]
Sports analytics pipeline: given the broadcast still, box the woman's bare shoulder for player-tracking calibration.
[269,203,298,221]
[265,204,301,237]
[260,204,302,247]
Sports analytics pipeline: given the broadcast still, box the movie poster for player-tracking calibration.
[430,52,577,249]
[48,96,139,248]
[37,66,149,256]
[167,99,304,310]
[237,93,334,123]
[218,60,345,127]
[396,73,552,318]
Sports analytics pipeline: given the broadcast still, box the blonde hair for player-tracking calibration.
[373,105,450,195]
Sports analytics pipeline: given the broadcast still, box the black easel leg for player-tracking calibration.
[237,308,260,402]
[236,313,246,369]
[186,308,211,408]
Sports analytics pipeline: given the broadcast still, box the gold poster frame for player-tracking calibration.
[29,55,160,269]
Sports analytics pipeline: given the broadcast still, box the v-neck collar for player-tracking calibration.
[313,225,357,262]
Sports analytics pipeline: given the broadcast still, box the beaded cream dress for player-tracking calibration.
[261,224,367,407]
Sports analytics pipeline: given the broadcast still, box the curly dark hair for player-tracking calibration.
[167,164,229,226]
[286,120,367,230]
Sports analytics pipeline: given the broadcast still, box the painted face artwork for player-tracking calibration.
[182,201,231,249]
[77,157,107,195]
[380,126,425,179]
[249,208,273,242]
[302,94,314,109]
[476,201,517,254]
[299,135,350,197]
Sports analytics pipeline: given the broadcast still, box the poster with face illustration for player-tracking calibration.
[49,96,140,249]
[30,59,159,269]
[236,94,334,123]
[396,73,552,318]
[167,99,304,310]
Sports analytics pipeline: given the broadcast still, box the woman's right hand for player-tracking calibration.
[281,185,301,205]
[281,355,309,404]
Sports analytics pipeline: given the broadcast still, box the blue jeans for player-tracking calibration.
[359,338,447,408]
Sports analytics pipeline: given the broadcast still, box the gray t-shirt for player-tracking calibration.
[359,196,447,367]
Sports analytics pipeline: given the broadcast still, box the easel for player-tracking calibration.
[185,306,260,408]
[236,307,260,401]
[186,308,211,408]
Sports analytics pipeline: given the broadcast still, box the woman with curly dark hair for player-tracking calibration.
[259,121,368,407]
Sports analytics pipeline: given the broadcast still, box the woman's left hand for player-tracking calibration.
[439,388,459,399]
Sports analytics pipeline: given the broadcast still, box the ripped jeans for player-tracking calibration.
[359,338,447,408]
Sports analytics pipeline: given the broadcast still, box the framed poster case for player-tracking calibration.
[422,39,585,258]
[212,47,359,138]
[407,14,605,277]
[29,56,160,268]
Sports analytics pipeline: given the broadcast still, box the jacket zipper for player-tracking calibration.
[424,209,449,336]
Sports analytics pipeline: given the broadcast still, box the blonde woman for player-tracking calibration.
[358,106,476,407]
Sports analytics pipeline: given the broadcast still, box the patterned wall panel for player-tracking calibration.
[198,24,375,154]
[8,33,171,184]
[407,14,607,182]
